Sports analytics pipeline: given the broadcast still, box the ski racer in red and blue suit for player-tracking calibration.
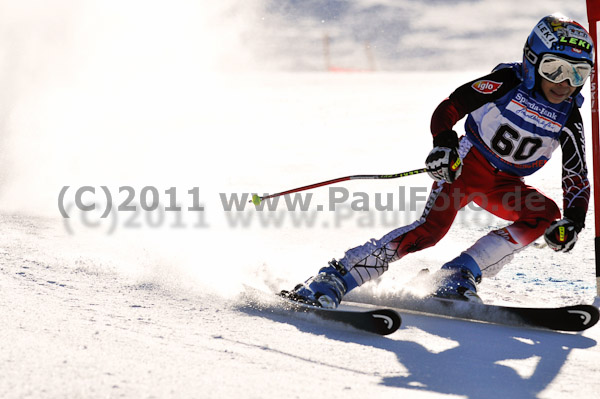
[285,13,593,307]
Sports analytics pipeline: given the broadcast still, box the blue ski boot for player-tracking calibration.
[282,260,358,309]
[434,253,483,303]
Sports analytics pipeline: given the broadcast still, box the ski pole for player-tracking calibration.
[250,167,427,205]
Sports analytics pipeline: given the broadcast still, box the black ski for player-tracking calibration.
[241,286,401,335]
[351,293,599,332]
[280,299,402,336]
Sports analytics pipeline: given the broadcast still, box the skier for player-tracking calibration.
[284,13,595,308]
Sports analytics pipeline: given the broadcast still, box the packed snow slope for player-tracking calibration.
[1,0,599,398]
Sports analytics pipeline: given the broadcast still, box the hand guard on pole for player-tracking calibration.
[544,218,582,252]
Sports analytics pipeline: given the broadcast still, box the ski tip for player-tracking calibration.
[368,309,402,335]
[564,304,600,331]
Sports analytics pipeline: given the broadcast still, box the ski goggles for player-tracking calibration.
[538,55,592,87]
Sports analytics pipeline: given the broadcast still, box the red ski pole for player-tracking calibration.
[250,168,427,205]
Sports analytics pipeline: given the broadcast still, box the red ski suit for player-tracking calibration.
[339,64,589,286]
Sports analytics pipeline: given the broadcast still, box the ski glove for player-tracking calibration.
[426,147,462,183]
[544,218,582,252]
[426,130,462,183]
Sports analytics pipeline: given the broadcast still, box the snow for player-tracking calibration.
[1,0,599,398]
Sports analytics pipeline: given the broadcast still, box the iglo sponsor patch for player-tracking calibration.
[472,80,503,94]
